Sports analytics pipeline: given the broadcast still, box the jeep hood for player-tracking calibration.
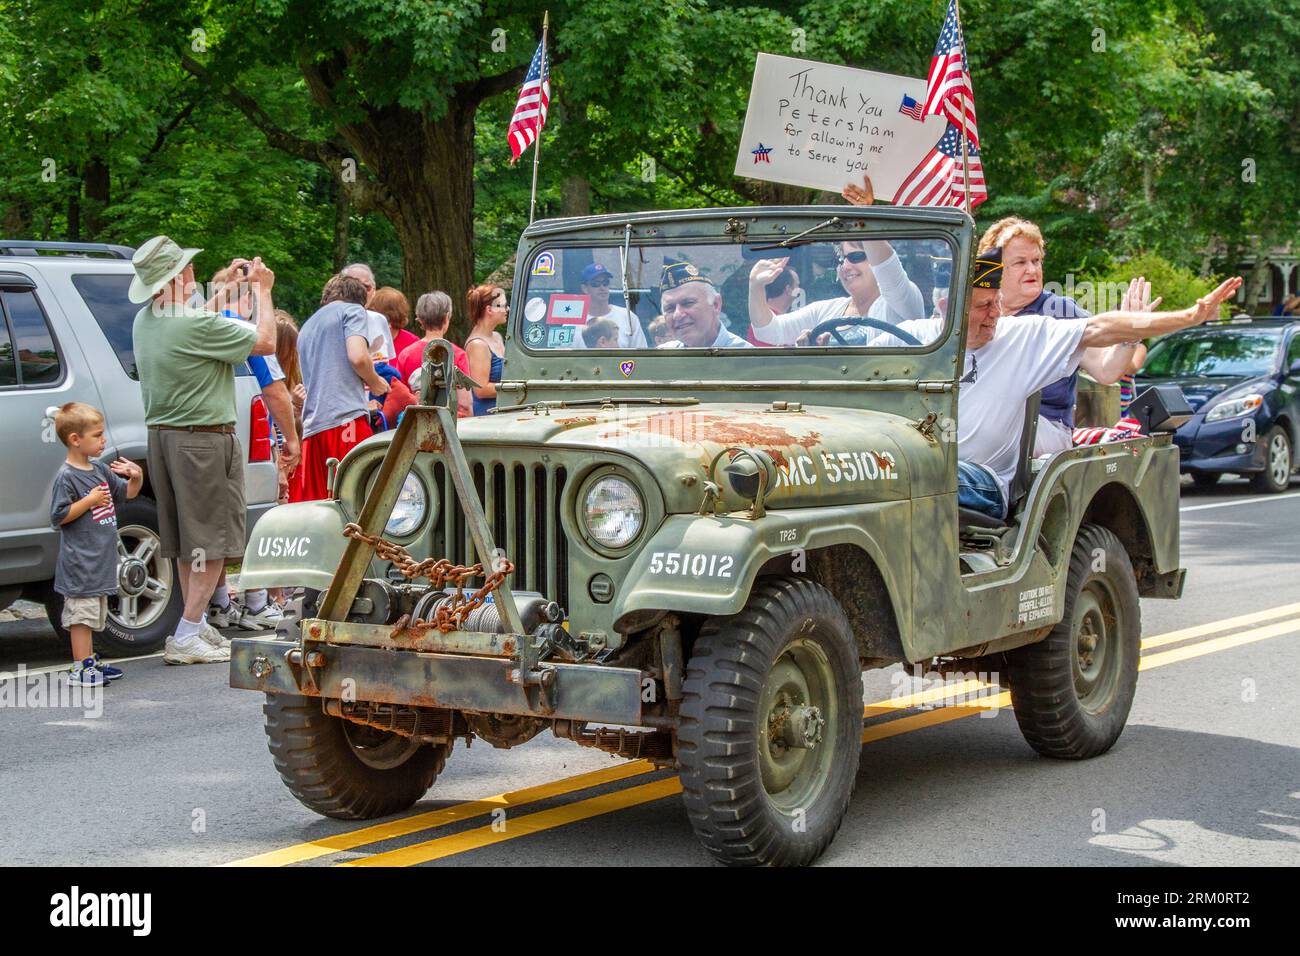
[451,401,944,508]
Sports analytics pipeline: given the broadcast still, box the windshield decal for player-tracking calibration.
[530,251,556,276]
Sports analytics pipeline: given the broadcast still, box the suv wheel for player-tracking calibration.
[263,693,448,819]
[1250,426,1292,494]
[678,577,861,866]
[41,497,182,655]
[1005,524,1140,759]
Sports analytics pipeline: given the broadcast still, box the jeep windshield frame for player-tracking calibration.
[502,206,973,406]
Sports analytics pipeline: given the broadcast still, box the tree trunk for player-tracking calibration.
[353,104,478,342]
[561,175,590,217]
[84,150,110,237]
[67,171,81,241]
[332,179,350,272]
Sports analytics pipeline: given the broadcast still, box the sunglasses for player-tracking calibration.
[586,277,611,287]
[836,250,868,266]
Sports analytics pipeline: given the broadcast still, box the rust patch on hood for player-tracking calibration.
[617,411,823,450]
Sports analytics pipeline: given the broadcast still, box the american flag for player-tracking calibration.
[892,121,987,208]
[90,482,116,523]
[508,37,551,162]
[898,94,924,121]
[922,0,979,148]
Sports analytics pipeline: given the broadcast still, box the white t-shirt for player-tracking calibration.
[750,252,925,346]
[366,309,396,362]
[956,317,1089,504]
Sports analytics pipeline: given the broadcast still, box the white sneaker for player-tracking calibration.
[164,633,231,664]
[200,622,232,649]
[207,602,240,629]
[237,602,284,631]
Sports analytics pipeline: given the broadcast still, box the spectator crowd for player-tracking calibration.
[50,237,507,681]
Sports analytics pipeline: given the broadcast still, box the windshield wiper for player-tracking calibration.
[747,216,843,252]
[491,396,700,415]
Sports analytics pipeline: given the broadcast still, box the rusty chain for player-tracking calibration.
[342,522,515,633]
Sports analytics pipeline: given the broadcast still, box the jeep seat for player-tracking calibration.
[958,392,1041,530]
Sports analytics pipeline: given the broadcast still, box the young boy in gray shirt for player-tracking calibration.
[49,402,143,686]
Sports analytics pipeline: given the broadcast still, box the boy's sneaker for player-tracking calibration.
[237,601,284,631]
[200,622,232,650]
[69,658,108,686]
[206,601,241,629]
[164,633,230,664]
[92,654,124,681]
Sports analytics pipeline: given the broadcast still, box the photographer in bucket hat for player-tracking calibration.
[129,236,278,664]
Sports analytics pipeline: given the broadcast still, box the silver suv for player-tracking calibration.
[0,241,279,652]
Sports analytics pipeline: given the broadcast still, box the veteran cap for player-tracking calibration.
[972,248,1004,290]
[661,257,711,290]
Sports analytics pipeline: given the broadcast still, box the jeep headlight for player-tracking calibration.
[1205,393,1263,423]
[582,476,644,549]
[386,474,426,536]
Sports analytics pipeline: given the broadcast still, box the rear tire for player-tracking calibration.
[1005,525,1140,759]
[1250,426,1292,493]
[263,693,448,819]
[677,577,861,866]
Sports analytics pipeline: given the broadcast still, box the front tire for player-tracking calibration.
[263,694,448,819]
[1005,525,1140,759]
[677,577,861,867]
[1250,426,1292,493]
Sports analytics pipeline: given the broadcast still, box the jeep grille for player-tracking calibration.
[431,458,571,613]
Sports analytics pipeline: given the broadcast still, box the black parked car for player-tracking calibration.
[1135,318,1300,493]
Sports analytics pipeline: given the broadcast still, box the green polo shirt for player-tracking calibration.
[132,304,258,426]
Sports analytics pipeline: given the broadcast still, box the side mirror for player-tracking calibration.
[1129,385,1193,434]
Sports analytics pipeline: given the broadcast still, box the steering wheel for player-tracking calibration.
[806,316,922,347]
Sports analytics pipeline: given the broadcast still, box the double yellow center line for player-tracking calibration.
[226,601,1300,867]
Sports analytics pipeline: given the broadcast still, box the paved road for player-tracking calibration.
[2,477,1298,866]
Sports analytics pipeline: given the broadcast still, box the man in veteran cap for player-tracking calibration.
[129,236,278,664]
[829,248,1242,519]
[657,258,752,349]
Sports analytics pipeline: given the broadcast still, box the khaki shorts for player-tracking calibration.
[62,595,108,631]
[147,428,246,562]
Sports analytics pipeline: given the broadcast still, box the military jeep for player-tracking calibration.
[230,206,1185,866]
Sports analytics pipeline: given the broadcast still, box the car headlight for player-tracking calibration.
[1204,393,1263,423]
[386,473,426,536]
[582,476,644,549]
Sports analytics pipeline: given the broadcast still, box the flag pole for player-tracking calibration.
[955,0,972,216]
[528,10,549,224]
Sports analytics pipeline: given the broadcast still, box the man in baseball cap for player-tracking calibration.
[579,261,648,349]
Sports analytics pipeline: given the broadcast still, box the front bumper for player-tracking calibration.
[229,634,645,726]
[1174,416,1268,474]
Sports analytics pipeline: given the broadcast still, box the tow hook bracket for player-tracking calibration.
[507,624,563,714]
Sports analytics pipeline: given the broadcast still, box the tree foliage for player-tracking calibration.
[1,0,1296,324]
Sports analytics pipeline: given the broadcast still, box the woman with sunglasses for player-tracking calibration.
[464,285,508,416]
[747,177,925,345]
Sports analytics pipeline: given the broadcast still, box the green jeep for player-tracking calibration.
[229,206,1185,866]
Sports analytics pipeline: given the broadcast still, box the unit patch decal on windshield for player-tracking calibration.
[773,450,898,488]
[530,251,556,276]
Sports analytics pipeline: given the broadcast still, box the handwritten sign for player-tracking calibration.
[734,53,947,197]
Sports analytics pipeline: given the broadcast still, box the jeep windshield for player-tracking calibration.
[517,236,954,353]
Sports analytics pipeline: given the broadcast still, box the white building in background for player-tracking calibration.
[1234,244,1298,314]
